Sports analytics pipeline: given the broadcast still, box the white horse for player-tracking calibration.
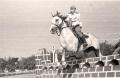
[50,12,102,66]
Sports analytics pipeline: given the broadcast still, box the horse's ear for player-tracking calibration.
[56,11,60,16]
[51,13,54,17]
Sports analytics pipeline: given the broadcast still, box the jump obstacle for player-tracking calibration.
[35,48,120,78]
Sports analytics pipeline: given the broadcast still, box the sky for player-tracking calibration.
[0,0,120,58]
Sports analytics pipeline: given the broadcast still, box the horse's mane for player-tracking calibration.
[52,11,67,21]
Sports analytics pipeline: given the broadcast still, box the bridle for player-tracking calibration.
[52,16,67,36]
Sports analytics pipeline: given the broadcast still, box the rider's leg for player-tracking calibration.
[74,26,83,37]
[74,26,88,46]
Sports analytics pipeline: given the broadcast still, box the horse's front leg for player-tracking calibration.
[54,52,61,67]
[61,49,67,67]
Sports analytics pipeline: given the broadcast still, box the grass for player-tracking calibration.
[0,70,35,77]
[0,74,36,78]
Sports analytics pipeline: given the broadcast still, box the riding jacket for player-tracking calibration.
[65,12,82,28]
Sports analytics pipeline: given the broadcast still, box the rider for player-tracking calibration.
[65,6,88,47]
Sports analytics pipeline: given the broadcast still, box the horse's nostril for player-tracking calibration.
[50,29,54,34]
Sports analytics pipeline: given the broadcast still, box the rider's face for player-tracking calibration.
[70,9,76,14]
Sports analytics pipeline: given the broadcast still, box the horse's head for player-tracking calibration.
[50,11,66,35]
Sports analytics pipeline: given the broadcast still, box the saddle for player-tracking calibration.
[70,27,89,43]
[66,21,89,43]
[68,26,89,52]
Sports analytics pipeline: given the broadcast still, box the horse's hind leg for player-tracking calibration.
[98,49,103,57]
[92,49,98,57]
[94,49,103,57]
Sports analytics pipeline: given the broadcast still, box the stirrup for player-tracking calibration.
[82,43,88,51]
[83,43,88,48]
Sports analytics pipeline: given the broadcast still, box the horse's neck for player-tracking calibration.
[61,23,75,37]
[62,21,67,28]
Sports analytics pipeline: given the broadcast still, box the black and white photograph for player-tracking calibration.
[0,0,120,78]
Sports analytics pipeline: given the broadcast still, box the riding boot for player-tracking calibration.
[74,26,88,48]
[81,36,88,48]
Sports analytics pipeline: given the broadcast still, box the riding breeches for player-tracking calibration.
[74,26,87,43]
[74,26,83,37]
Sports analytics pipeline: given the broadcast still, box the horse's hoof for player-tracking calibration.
[61,62,67,68]
[62,62,66,66]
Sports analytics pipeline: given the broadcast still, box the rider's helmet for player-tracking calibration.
[70,5,76,10]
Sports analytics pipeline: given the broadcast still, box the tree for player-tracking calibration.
[5,57,18,72]
[100,41,114,56]
[0,58,7,72]
[18,56,35,70]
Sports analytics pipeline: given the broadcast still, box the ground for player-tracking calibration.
[0,74,35,78]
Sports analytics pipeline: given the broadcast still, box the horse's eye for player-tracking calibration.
[55,19,59,22]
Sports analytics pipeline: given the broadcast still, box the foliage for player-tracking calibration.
[6,57,18,72]
[0,58,7,72]
[0,56,35,72]
[100,41,114,56]
[17,55,35,70]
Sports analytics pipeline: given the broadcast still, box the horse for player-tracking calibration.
[113,40,120,55]
[49,12,102,66]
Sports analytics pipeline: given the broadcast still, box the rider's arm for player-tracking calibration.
[76,13,83,27]
[75,13,80,22]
